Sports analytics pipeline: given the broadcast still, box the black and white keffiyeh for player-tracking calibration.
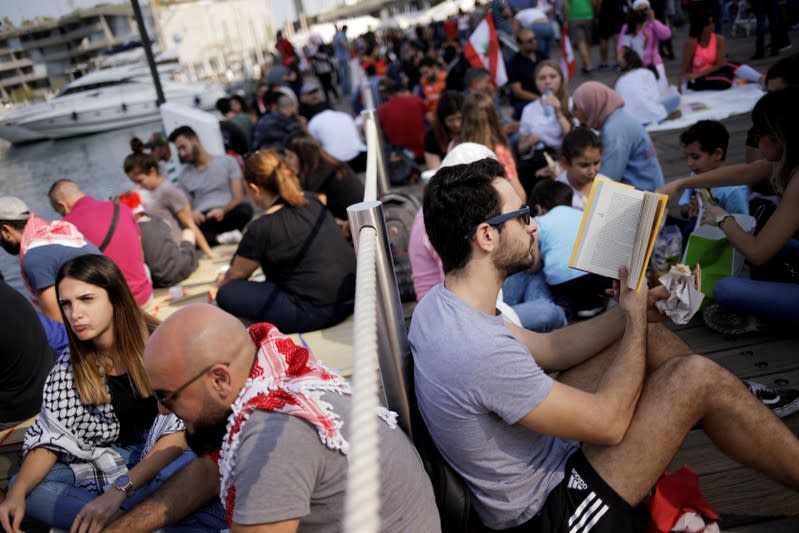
[24,352,184,494]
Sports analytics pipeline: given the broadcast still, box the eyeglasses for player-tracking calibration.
[519,38,536,44]
[464,205,531,240]
[153,362,231,407]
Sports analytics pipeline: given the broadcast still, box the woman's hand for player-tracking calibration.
[0,491,25,533]
[657,178,687,199]
[542,92,561,110]
[70,488,126,533]
[701,206,728,226]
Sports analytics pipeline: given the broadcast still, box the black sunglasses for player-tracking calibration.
[464,205,531,240]
[153,362,231,407]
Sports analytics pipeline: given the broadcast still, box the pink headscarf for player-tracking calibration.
[572,82,625,130]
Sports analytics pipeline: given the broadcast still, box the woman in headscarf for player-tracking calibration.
[572,81,665,191]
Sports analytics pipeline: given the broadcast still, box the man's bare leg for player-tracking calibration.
[583,354,799,505]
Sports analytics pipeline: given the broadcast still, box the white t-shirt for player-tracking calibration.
[556,171,610,211]
[519,98,571,150]
[307,109,367,163]
[614,68,667,125]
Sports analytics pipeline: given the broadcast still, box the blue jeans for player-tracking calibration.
[660,94,681,117]
[217,279,353,333]
[15,446,225,530]
[337,57,351,95]
[531,21,555,59]
[503,272,567,332]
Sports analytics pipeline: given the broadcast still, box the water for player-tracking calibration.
[0,120,164,295]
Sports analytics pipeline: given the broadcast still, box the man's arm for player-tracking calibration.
[37,286,62,323]
[103,455,220,533]
[518,268,649,445]
[658,159,774,199]
[509,81,539,103]
[232,519,300,533]
[209,172,246,222]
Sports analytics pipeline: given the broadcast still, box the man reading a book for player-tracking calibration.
[409,157,799,532]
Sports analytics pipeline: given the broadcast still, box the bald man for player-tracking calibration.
[107,304,440,532]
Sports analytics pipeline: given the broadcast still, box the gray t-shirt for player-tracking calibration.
[177,155,242,213]
[233,392,440,532]
[145,181,190,243]
[408,283,578,530]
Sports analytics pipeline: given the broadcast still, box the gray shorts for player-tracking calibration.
[570,19,593,45]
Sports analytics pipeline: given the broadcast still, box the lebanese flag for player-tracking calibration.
[463,14,508,87]
[560,23,577,81]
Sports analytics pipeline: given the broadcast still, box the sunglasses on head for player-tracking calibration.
[464,205,531,240]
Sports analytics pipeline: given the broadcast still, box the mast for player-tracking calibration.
[131,0,166,105]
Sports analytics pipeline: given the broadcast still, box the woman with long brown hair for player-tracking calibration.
[459,92,527,202]
[215,150,356,332]
[0,255,223,532]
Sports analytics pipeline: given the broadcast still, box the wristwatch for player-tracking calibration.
[112,474,135,497]
[715,213,733,227]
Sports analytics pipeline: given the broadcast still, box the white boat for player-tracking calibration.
[0,64,226,143]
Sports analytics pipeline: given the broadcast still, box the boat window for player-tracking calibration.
[58,79,133,96]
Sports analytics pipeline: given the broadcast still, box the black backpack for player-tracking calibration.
[381,191,420,302]
[386,145,421,186]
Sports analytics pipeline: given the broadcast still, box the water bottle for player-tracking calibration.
[542,87,553,117]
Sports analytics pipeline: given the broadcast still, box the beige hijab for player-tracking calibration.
[573,81,625,130]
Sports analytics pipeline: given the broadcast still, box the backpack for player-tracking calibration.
[386,144,421,186]
[381,191,421,302]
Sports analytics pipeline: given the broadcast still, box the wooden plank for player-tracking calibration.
[697,466,799,519]
[675,326,787,355]
[723,516,799,532]
[704,340,799,380]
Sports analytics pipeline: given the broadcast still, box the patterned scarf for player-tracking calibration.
[18,214,88,299]
[24,352,184,494]
[216,322,397,525]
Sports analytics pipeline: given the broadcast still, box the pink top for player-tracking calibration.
[65,196,153,305]
[617,19,672,66]
[494,144,519,184]
[692,32,718,73]
[408,210,444,302]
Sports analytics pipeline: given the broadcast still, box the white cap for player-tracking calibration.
[632,0,650,10]
[439,142,498,169]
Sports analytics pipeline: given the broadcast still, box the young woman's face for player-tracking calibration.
[758,134,784,162]
[284,149,300,173]
[565,147,602,187]
[444,112,463,135]
[58,277,114,344]
[535,66,561,94]
[127,167,160,191]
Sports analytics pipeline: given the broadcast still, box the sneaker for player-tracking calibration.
[744,380,799,418]
[216,229,243,244]
[576,305,605,319]
[581,67,594,76]
[597,63,610,71]
[702,304,758,335]
[612,63,623,72]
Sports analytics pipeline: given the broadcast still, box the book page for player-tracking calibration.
[629,193,662,289]
[571,180,645,280]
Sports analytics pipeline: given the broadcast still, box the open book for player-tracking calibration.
[568,178,668,291]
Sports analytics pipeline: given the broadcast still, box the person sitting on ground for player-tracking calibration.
[250,93,304,152]
[679,8,763,91]
[283,130,364,224]
[572,81,665,191]
[410,155,799,532]
[48,179,153,307]
[130,133,178,186]
[459,92,527,202]
[423,90,464,170]
[123,151,217,259]
[306,103,368,173]
[118,191,199,289]
[227,94,254,147]
[617,0,673,91]
[215,150,356,333]
[215,97,250,157]
[96,304,441,532]
[297,80,328,121]
[673,120,749,240]
[168,126,254,246]
[0,196,100,323]
[0,255,224,532]
[518,61,574,180]
[0,279,55,429]
[615,48,681,126]
[377,77,427,162]
[507,29,543,118]
[555,127,609,210]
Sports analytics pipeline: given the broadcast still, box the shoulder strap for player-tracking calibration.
[98,202,120,252]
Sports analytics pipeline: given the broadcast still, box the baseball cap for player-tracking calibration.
[301,81,321,95]
[632,0,650,10]
[439,142,498,168]
[0,196,31,221]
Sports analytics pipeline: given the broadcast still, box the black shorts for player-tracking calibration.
[502,451,644,532]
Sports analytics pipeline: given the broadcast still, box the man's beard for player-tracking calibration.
[493,236,536,278]
[185,408,233,456]
[1,239,20,255]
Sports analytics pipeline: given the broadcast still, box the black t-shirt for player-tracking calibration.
[423,128,447,159]
[235,194,356,306]
[107,373,158,446]
[303,162,365,221]
[507,53,541,105]
[0,281,55,423]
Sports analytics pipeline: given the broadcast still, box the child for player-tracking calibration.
[531,180,611,318]
[678,120,749,223]
[556,127,608,210]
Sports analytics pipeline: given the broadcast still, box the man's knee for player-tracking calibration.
[654,353,722,396]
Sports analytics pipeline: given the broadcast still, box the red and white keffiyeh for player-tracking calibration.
[216,322,397,524]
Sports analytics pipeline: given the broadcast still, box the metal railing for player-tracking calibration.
[343,71,415,533]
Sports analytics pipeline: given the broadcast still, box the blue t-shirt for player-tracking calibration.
[22,243,101,291]
[600,108,665,191]
[333,31,349,61]
[536,205,587,286]
[678,185,749,215]
[409,283,578,529]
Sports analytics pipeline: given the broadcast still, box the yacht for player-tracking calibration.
[0,64,226,143]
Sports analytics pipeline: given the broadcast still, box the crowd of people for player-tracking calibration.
[1,0,798,531]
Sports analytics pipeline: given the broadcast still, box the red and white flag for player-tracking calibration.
[560,23,577,81]
[463,14,508,87]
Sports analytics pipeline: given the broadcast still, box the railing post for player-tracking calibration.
[347,201,413,438]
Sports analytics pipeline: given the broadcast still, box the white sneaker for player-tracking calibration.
[217,229,243,244]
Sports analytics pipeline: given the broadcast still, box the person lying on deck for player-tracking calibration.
[408,156,799,532]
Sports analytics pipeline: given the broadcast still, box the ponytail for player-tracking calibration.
[244,150,308,207]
